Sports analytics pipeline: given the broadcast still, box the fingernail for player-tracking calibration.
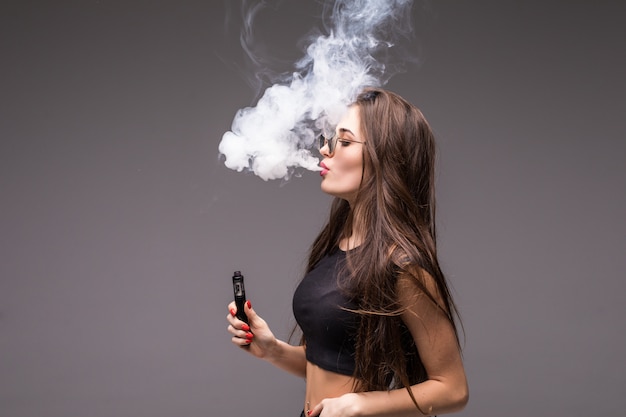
[246,300,251,309]
[307,411,312,416]
[230,309,236,317]
[242,324,250,331]
[245,339,251,344]
[245,332,254,339]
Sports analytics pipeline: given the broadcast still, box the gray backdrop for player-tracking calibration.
[1,1,625,416]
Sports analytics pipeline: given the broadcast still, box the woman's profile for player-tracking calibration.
[227,87,469,416]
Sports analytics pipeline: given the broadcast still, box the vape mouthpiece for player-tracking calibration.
[234,271,242,277]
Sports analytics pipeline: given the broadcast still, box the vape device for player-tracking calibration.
[232,271,248,323]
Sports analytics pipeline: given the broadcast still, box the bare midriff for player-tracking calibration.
[304,361,355,413]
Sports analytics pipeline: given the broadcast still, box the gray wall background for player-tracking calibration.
[1,1,625,416]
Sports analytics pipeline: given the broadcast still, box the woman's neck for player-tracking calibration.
[339,203,365,251]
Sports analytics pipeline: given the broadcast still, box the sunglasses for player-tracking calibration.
[318,132,366,155]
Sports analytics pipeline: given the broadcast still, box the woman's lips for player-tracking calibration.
[320,162,329,176]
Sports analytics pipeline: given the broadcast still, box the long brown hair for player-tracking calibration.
[307,88,461,404]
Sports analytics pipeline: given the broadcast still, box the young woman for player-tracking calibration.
[226,88,468,416]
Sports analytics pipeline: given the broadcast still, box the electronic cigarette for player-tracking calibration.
[232,271,248,323]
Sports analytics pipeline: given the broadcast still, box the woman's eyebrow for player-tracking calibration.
[338,127,355,136]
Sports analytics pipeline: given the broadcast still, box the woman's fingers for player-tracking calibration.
[226,302,256,348]
[308,402,322,416]
[226,302,247,328]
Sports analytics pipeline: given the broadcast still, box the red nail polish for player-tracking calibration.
[246,300,251,309]
[230,309,236,317]
[242,324,250,331]
[245,332,254,339]
[307,411,312,416]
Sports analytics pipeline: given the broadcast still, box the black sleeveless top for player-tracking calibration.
[292,250,359,376]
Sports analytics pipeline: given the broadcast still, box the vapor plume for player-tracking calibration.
[219,0,415,181]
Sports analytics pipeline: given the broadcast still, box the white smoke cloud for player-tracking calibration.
[219,0,415,181]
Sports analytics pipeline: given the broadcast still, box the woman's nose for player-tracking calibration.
[319,142,332,157]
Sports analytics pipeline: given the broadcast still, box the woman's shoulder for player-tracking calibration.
[390,253,437,292]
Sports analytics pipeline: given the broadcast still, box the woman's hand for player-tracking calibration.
[308,393,362,417]
[226,300,278,360]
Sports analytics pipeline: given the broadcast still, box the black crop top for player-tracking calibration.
[292,250,359,376]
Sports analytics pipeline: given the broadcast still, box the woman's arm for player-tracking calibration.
[308,271,468,417]
[356,271,468,416]
[227,301,308,378]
